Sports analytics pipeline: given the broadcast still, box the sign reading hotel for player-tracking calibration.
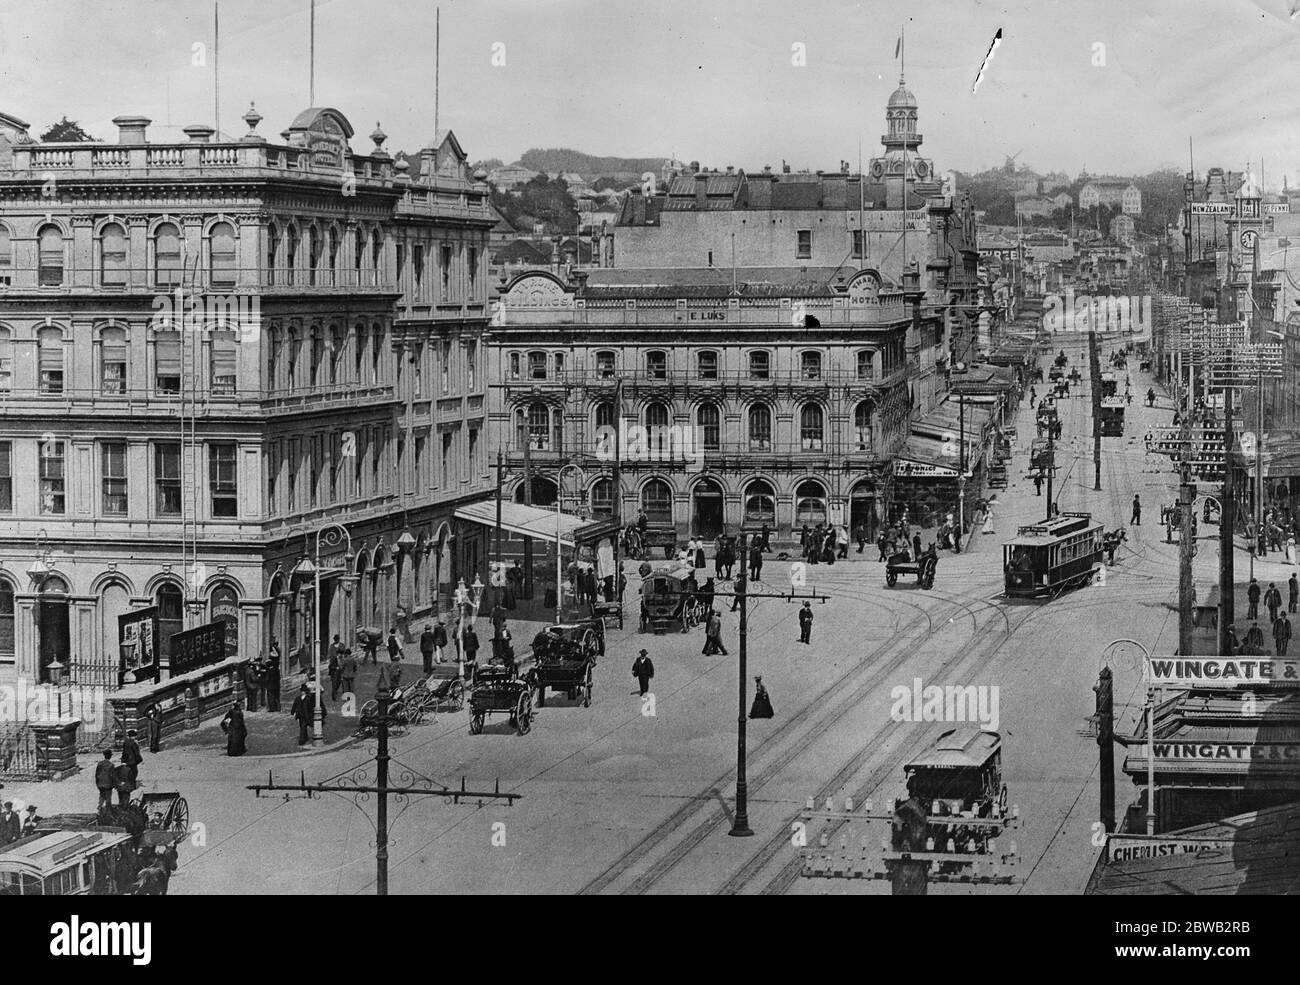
[1147,656,1300,688]
[893,457,959,478]
[1106,834,1230,864]
[306,113,347,169]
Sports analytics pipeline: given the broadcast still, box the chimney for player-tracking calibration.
[689,160,700,173]
[112,115,152,145]
[695,171,708,208]
[782,161,791,174]
[182,124,215,144]
[763,164,772,174]
[726,165,734,175]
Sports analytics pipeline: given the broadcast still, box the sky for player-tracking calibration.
[1,0,1299,185]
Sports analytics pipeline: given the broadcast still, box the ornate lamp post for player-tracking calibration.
[454,576,485,681]
[27,530,63,684]
[297,522,355,746]
[555,464,585,623]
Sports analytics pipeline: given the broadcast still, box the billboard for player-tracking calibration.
[169,622,228,677]
[118,606,160,687]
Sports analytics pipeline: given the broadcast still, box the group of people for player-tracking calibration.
[94,725,146,811]
[1247,507,1300,563]
[800,523,849,564]
[0,792,41,846]
[1230,575,1300,656]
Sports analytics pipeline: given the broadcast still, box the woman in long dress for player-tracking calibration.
[1287,537,1297,566]
[982,503,996,535]
[693,537,706,570]
[221,705,247,757]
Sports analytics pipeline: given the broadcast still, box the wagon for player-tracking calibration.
[530,621,601,708]
[899,728,1012,862]
[886,547,937,589]
[639,562,706,633]
[137,791,190,833]
[468,665,534,735]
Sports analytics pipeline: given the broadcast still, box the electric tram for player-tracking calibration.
[1098,397,1125,436]
[1003,512,1104,598]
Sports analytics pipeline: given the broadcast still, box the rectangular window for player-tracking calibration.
[465,340,476,391]
[748,350,770,380]
[40,441,65,515]
[509,352,521,379]
[413,244,424,298]
[211,331,237,395]
[440,244,452,300]
[210,443,237,517]
[0,335,10,391]
[101,442,128,515]
[698,351,718,379]
[553,352,565,377]
[308,436,319,508]
[801,351,822,380]
[267,443,278,512]
[796,230,812,259]
[0,442,11,512]
[155,332,181,394]
[39,338,63,394]
[857,350,874,380]
[102,335,127,394]
[468,428,478,480]
[852,230,864,258]
[442,340,453,393]
[0,228,11,285]
[527,351,546,380]
[646,351,667,379]
[155,443,181,516]
[596,351,616,378]
[396,244,405,295]
[442,431,453,488]
[288,438,299,510]
[467,246,478,295]
[414,434,426,490]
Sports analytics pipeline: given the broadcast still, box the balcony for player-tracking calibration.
[0,266,397,296]
[491,293,911,329]
[501,367,908,397]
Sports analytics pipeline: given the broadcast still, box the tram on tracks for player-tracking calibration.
[1003,511,1104,598]
[1099,397,1125,436]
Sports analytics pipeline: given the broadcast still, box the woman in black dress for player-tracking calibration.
[220,705,247,757]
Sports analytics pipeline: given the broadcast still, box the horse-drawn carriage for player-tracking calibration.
[354,673,467,737]
[639,562,706,633]
[468,665,534,735]
[885,545,938,589]
[530,620,602,707]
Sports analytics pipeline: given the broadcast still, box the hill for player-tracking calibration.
[518,147,667,180]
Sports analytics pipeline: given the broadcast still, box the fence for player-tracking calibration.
[0,725,42,781]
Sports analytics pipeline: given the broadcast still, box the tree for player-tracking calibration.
[41,117,96,142]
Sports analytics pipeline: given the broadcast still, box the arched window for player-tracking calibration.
[211,326,237,395]
[795,479,828,525]
[748,350,770,380]
[641,479,672,523]
[310,325,325,386]
[156,583,184,649]
[594,401,616,430]
[100,326,127,394]
[0,225,11,284]
[800,403,824,450]
[154,222,182,288]
[371,230,382,272]
[267,223,280,284]
[328,227,340,281]
[0,580,15,663]
[595,350,616,378]
[38,327,64,394]
[526,402,551,450]
[854,401,873,451]
[646,350,668,379]
[38,224,64,286]
[744,480,776,525]
[697,402,720,451]
[0,327,11,392]
[354,228,364,275]
[210,221,237,287]
[591,478,613,517]
[748,404,772,450]
[355,323,368,383]
[100,222,128,286]
[287,326,301,389]
[267,326,281,391]
[330,324,345,384]
[644,401,669,430]
[697,350,719,379]
[285,225,299,283]
[308,226,322,286]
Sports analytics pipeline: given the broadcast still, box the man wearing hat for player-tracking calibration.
[798,601,814,645]
[21,804,41,837]
[94,749,117,813]
[432,619,448,664]
[632,649,655,697]
[290,684,317,746]
[121,728,143,787]
[420,623,437,675]
[0,802,18,843]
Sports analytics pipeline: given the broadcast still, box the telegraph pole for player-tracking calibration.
[1094,666,1115,832]
[612,377,624,629]
[1089,329,1102,490]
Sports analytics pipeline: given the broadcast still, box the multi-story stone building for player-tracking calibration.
[0,105,494,700]
[1079,178,1141,216]
[487,265,923,546]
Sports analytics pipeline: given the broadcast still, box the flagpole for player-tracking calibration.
[310,0,316,105]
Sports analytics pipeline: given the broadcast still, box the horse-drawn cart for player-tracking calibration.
[468,666,534,735]
[530,622,600,707]
[886,547,938,589]
[138,791,190,833]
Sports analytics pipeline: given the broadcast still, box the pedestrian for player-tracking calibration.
[1266,582,1283,624]
[1247,578,1261,620]
[749,676,774,719]
[1130,494,1141,525]
[1245,621,1266,656]
[0,802,20,843]
[714,536,727,578]
[837,524,850,559]
[632,649,655,696]
[430,619,448,663]
[1277,613,1293,656]
[121,729,143,787]
[749,543,763,582]
[694,537,706,570]
[799,525,810,559]
[113,760,134,806]
[264,652,281,711]
[21,805,41,837]
[912,532,922,560]
[290,685,314,746]
[798,601,814,645]
[420,623,437,675]
[1033,471,1043,496]
[1226,623,1241,655]
[328,644,342,701]
[1290,574,1298,613]
[1289,538,1298,567]
[340,648,357,696]
[463,625,480,679]
[703,610,726,655]
[982,503,996,535]
[220,703,247,756]
[377,653,403,694]
[145,704,162,754]
[853,523,866,553]
[386,628,401,662]
[244,658,262,712]
[877,529,889,562]
[362,630,379,666]
[94,749,116,814]
[618,571,627,602]
[269,636,282,673]
[759,522,771,553]
[700,577,716,614]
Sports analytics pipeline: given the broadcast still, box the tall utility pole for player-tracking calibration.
[1089,330,1102,490]
[729,532,753,838]
[1044,428,1055,521]
[248,689,519,895]
[1219,379,1236,655]
[1178,450,1196,656]
[1094,666,1115,833]
[494,450,504,600]
[612,377,624,629]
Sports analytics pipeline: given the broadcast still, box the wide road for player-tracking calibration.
[8,344,1200,895]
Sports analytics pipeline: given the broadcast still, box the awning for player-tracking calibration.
[454,501,585,549]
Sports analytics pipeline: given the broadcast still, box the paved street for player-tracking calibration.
[8,346,1243,895]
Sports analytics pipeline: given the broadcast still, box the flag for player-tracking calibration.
[895,37,902,58]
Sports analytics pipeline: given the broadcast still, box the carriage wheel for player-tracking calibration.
[886,573,897,587]
[469,712,484,735]
[579,628,598,660]
[516,693,532,735]
[583,667,593,708]
[170,798,190,833]
[448,679,465,711]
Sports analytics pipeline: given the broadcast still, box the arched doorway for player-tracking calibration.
[37,575,70,684]
[267,572,288,659]
[850,480,878,541]
[95,581,131,687]
[513,476,557,507]
[794,479,828,527]
[743,480,776,528]
[691,478,725,539]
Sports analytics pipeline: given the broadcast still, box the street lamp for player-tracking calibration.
[454,576,485,681]
[1101,638,1157,836]
[556,464,586,623]
[299,522,354,747]
[26,529,51,585]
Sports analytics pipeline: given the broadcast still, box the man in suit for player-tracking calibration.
[748,543,763,582]
[94,750,116,814]
[1275,613,1293,656]
[145,705,163,754]
[632,650,655,696]
[121,729,143,786]
[0,802,20,843]
[798,602,814,645]
[290,685,317,746]
[420,624,437,674]
[386,628,401,662]
[340,648,358,698]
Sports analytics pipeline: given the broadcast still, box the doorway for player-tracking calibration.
[38,576,70,684]
[692,479,725,540]
[850,481,878,541]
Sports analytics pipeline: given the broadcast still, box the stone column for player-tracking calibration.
[31,719,81,781]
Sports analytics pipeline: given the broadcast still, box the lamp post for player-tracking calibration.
[1101,638,1157,835]
[555,464,585,623]
[27,531,59,684]
[454,576,485,681]
[296,522,356,747]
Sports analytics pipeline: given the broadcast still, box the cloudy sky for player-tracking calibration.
[2,0,1298,184]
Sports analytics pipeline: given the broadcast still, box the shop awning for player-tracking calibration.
[454,501,585,549]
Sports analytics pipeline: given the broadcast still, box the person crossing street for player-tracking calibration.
[1247,578,1261,620]
[1266,582,1283,624]
[1289,573,1298,614]
[632,650,654,696]
[1130,494,1141,525]
[1276,612,1293,656]
[797,601,814,645]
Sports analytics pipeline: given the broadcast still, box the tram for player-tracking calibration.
[1099,397,1125,436]
[1003,512,1104,598]
[1100,372,1118,398]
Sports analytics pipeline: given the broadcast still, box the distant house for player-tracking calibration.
[488,163,541,190]
[1050,191,1072,211]
[1079,179,1141,215]
[1014,196,1056,220]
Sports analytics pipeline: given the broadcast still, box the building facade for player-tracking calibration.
[1079,179,1141,215]
[0,105,494,699]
